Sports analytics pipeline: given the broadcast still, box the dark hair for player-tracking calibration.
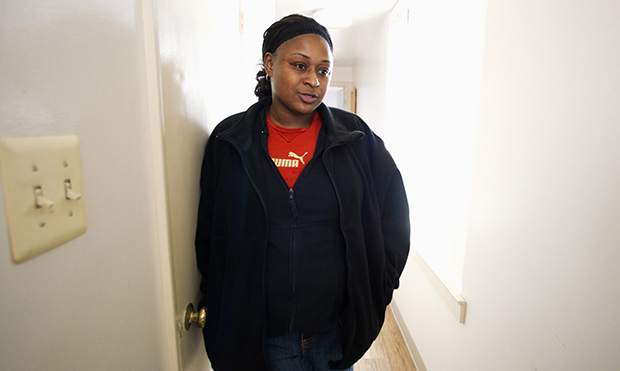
[254,14,333,99]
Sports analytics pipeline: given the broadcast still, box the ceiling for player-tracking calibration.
[274,0,398,65]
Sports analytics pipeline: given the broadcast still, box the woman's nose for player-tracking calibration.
[304,72,320,88]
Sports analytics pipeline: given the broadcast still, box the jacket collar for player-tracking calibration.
[316,102,365,146]
[217,97,363,152]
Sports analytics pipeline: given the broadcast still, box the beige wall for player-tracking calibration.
[0,0,172,369]
[0,0,274,369]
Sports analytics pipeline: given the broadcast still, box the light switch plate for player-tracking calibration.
[0,136,87,263]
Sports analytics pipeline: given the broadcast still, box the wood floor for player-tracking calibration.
[354,306,417,371]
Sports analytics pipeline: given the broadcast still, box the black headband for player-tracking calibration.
[267,22,333,54]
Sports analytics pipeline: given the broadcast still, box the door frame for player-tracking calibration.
[141,0,181,369]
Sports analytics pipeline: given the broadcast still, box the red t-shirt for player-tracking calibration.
[267,112,322,188]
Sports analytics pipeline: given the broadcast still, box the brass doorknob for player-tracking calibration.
[184,303,208,330]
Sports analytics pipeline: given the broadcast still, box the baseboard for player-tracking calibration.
[389,302,428,371]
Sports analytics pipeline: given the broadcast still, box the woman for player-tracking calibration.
[195,14,410,371]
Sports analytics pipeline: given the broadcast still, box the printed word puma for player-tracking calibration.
[272,157,299,168]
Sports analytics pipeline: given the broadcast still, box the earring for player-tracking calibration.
[266,74,271,82]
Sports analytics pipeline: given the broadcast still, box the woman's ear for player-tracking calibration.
[264,52,274,76]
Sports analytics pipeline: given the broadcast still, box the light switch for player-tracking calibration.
[0,136,87,263]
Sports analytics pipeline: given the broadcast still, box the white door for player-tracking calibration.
[150,0,253,370]
[146,0,212,367]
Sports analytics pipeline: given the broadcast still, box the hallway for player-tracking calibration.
[356,307,417,371]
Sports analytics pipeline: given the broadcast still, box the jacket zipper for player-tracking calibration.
[288,188,298,218]
[257,128,302,332]
[289,188,298,331]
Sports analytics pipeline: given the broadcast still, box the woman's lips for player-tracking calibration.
[299,92,318,104]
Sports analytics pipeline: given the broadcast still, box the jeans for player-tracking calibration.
[266,321,354,371]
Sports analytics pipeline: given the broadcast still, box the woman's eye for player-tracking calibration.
[295,63,306,70]
[319,69,330,76]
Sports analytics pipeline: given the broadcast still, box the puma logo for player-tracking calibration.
[271,152,309,168]
[288,151,308,165]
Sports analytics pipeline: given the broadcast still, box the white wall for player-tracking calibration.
[332,66,353,83]
[240,0,277,108]
[0,1,171,369]
[352,14,391,134]
[393,0,620,370]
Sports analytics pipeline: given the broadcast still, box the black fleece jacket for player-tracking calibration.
[195,97,410,370]
[261,121,348,337]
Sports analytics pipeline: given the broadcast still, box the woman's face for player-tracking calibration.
[264,33,333,123]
